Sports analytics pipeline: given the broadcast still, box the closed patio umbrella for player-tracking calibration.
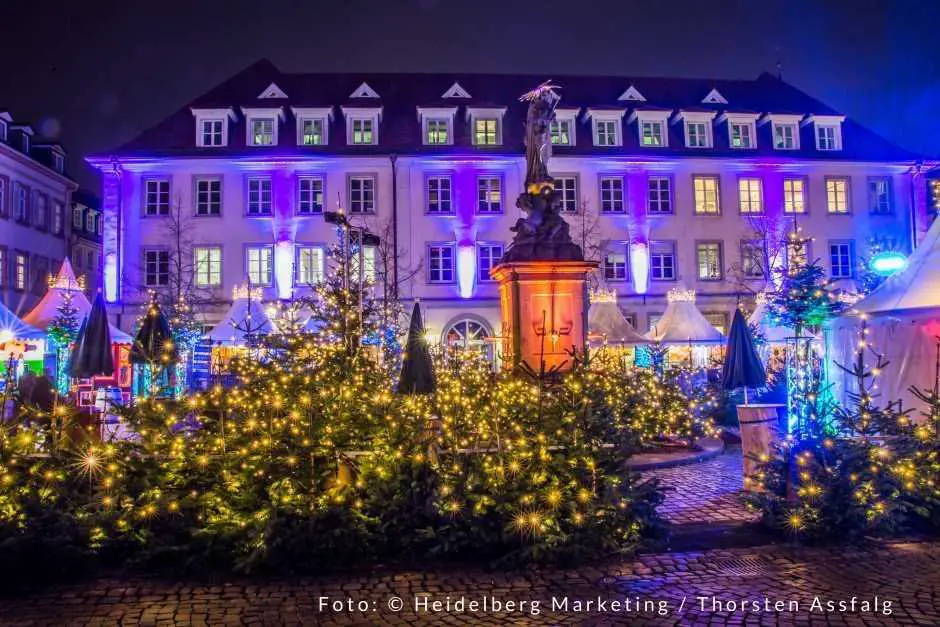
[721,308,766,403]
[398,302,435,394]
[69,293,114,379]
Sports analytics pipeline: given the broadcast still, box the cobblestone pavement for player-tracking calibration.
[645,450,759,526]
[1,540,938,626]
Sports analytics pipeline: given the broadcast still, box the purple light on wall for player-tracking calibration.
[457,244,476,299]
[274,240,294,299]
[630,241,650,294]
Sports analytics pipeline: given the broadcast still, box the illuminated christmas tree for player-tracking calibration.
[46,289,80,395]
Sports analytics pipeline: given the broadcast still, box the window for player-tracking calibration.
[693,176,720,215]
[296,246,325,285]
[868,177,892,214]
[0,120,6,142]
[350,118,375,145]
[33,193,47,229]
[650,241,676,281]
[350,245,377,283]
[428,244,455,283]
[200,119,224,147]
[786,238,810,273]
[783,178,807,214]
[729,122,754,148]
[427,176,453,214]
[773,123,797,150]
[52,202,63,234]
[31,256,47,295]
[298,177,324,214]
[696,242,723,280]
[193,247,222,286]
[550,119,573,146]
[195,178,222,216]
[826,177,850,214]
[13,251,27,291]
[349,176,375,213]
[52,153,64,173]
[73,207,83,228]
[737,178,763,214]
[144,179,170,216]
[593,120,619,146]
[555,176,578,213]
[246,246,273,286]
[0,248,5,287]
[444,318,491,357]
[0,177,5,218]
[816,125,840,151]
[426,119,450,145]
[13,183,27,221]
[641,120,665,146]
[301,118,325,146]
[685,121,710,148]
[143,249,169,287]
[246,178,272,215]
[477,244,504,282]
[741,240,764,278]
[604,245,628,281]
[599,176,625,213]
[647,176,672,214]
[829,241,854,279]
[249,118,275,146]
[477,176,502,213]
[85,211,94,233]
[473,118,499,145]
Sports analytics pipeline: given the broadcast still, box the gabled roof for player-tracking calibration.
[95,60,921,163]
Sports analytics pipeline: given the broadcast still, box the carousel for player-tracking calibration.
[0,299,45,392]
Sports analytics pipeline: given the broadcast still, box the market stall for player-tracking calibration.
[646,288,725,367]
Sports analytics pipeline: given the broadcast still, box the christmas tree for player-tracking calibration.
[46,289,80,395]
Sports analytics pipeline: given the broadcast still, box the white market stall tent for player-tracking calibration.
[588,290,650,345]
[206,285,277,345]
[646,288,724,367]
[826,215,940,415]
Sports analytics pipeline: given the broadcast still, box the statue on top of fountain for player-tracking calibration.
[503,81,584,263]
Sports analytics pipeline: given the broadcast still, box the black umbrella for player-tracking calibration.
[130,302,174,364]
[721,308,766,403]
[69,293,114,379]
[398,302,435,394]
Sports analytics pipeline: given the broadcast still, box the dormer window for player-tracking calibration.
[585,109,625,147]
[21,134,30,153]
[52,152,64,173]
[426,119,449,145]
[242,107,284,147]
[550,109,579,146]
[630,110,670,147]
[721,113,758,149]
[292,107,332,146]
[417,107,457,146]
[191,108,235,147]
[676,111,716,148]
[806,115,845,151]
[467,107,506,146]
[342,107,382,146]
[351,118,374,144]
[762,114,803,151]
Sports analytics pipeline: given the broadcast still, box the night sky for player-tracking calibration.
[2,0,937,192]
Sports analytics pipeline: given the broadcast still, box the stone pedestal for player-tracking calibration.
[490,260,598,373]
[737,404,784,491]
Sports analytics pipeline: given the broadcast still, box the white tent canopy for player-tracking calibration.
[21,258,133,344]
[826,215,940,414]
[0,299,44,341]
[206,286,276,344]
[748,291,794,344]
[646,288,724,344]
[588,292,649,344]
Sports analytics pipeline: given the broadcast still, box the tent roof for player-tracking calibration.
[21,258,132,343]
[206,291,276,343]
[851,214,940,315]
[748,293,795,343]
[0,299,44,340]
[646,289,724,344]
[588,300,650,344]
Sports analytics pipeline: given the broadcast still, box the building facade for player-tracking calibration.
[88,61,931,346]
[0,111,76,316]
[69,189,104,297]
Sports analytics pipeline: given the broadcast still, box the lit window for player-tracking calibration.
[741,240,764,278]
[826,178,849,214]
[298,177,324,214]
[730,122,754,148]
[12,183,26,222]
[783,178,806,214]
[593,120,619,146]
[696,242,723,280]
[829,241,854,279]
[426,119,450,145]
[296,246,325,285]
[201,120,224,147]
[816,125,840,151]
[685,121,710,148]
[641,121,664,146]
[249,118,276,146]
[301,118,325,146]
[195,179,221,216]
[555,176,578,213]
[427,176,453,214]
[650,241,676,281]
[350,118,375,145]
[444,318,491,357]
[550,119,573,146]
[477,176,502,213]
[350,245,376,283]
[144,180,170,216]
[477,244,504,282]
[868,178,891,214]
[349,176,375,213]
[693,176,720,215]
[143,249,169,287]
[428,245,455,283]
[14,251,28,291]
[599,177,624,213]
[604,245,628,281]
[647,176,672,214]
[773,123,797,150]
[246,178,272,215]
[193,247,222,286]
[246,246,273,286]
[737,178,763,214]
[474,118,499,145]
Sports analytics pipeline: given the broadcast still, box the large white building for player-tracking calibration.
[87,60,932,348]
[0,111,77,316]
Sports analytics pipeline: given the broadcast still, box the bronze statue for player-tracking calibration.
[520,81,560,188]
